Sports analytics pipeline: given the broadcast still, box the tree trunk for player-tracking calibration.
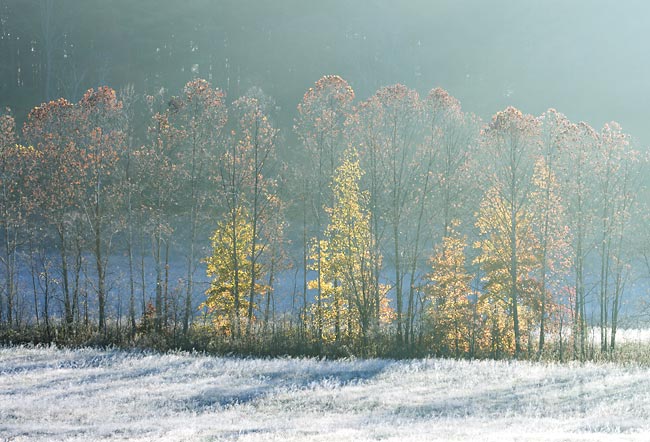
[163,239,170,328]
[154,226,162,331]
[57,223,73,326]
[95,211,106,332]
[510,204,521,357]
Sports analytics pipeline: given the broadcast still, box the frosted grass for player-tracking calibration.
[2,346,650,441]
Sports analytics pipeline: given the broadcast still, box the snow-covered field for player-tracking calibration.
[2,346,650,441]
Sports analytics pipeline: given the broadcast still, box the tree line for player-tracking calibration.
[0,75,645,359]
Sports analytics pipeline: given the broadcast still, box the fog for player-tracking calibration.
[2,0,649,144]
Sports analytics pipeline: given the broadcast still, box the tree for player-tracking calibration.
[295,75,354,345]
[203,207,263,337]
[260,199,289,336]
[0,112,39,326]
[477,107,540,357]
[309,148,384,352]
[24,98,82,328]
[529,157,571,356]
[139,91,184,331]
[353,84,422,349]
[76,86,126,332]
[533,109,572,354]
[425,221,473,357]
[228,95,280,338]
[424,88,480,239]
[169,79,227,334]
[475,184,540,357]
[407,88,479,347]
[347,96,387,340]
[558,121,598,359]
[116,85,140,336]
[593,122,639,353]
[0,111,17,325]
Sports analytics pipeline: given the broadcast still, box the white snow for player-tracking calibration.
[2,346,650,441]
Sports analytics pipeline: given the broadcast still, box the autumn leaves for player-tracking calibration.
[0,75,641,360]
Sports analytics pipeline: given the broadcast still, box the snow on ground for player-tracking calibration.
[2,346,650,441]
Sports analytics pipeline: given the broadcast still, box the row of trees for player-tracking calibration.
[0,75,644,359]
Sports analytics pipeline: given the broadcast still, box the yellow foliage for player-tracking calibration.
[426,224,474,356]
[308,148,387,344]
[203,207,266,336]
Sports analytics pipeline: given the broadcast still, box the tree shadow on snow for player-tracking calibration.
[180,361,391,411]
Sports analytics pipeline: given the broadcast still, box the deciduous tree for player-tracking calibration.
[0,112,39,326]
[477,107,540,357]
[310,149,384,352]
[24,98,82,327]
[76,86,126,332]
[169,79,227,334]
[425,222,473,357]
[203,207,263,337]
[353,84,422,349]
[295,75,354,345]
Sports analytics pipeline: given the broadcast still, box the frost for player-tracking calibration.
[2,346,650,441]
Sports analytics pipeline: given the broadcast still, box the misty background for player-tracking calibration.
[1,0,648,146]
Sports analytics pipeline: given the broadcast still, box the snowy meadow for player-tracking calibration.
[2,346,650,441]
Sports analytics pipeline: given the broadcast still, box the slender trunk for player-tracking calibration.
[3,221,16,327]
[43,260,51,339]
[302,182,308,339]
[390,117,406,349]
[599,217,609,354]
[599,153,613,355]
[129,245,136,336]
[90,146,108,333]
[394,223,402,346]
[57,223,72,326]
[73,231,82,326]
[83,264,89,329]
[227,132,242,339]
[247,124,261,337]
[154,224,162,331]
[610,272,622,352]
[140,230,146,321]
[334,279,341,343]
[95,206,106,332]
[510,202,521,357]
[184,221,195,334]
[368,143,381,329]
[184,133,199,335]
[316,239,323,346]
[538,159,552,355]
[163,239,170,328]
[537,231,548,354]
[263,258,274,334]
[407,154,432,350]
[232,207,241,338]
[316,149,324,349]
[610,223,627,353]
[575,252,582,358]
[572,158,586,360]
[313,141,324,349]
[127,177,136,336]
[29,235,39,327]
[574,208,586,360]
